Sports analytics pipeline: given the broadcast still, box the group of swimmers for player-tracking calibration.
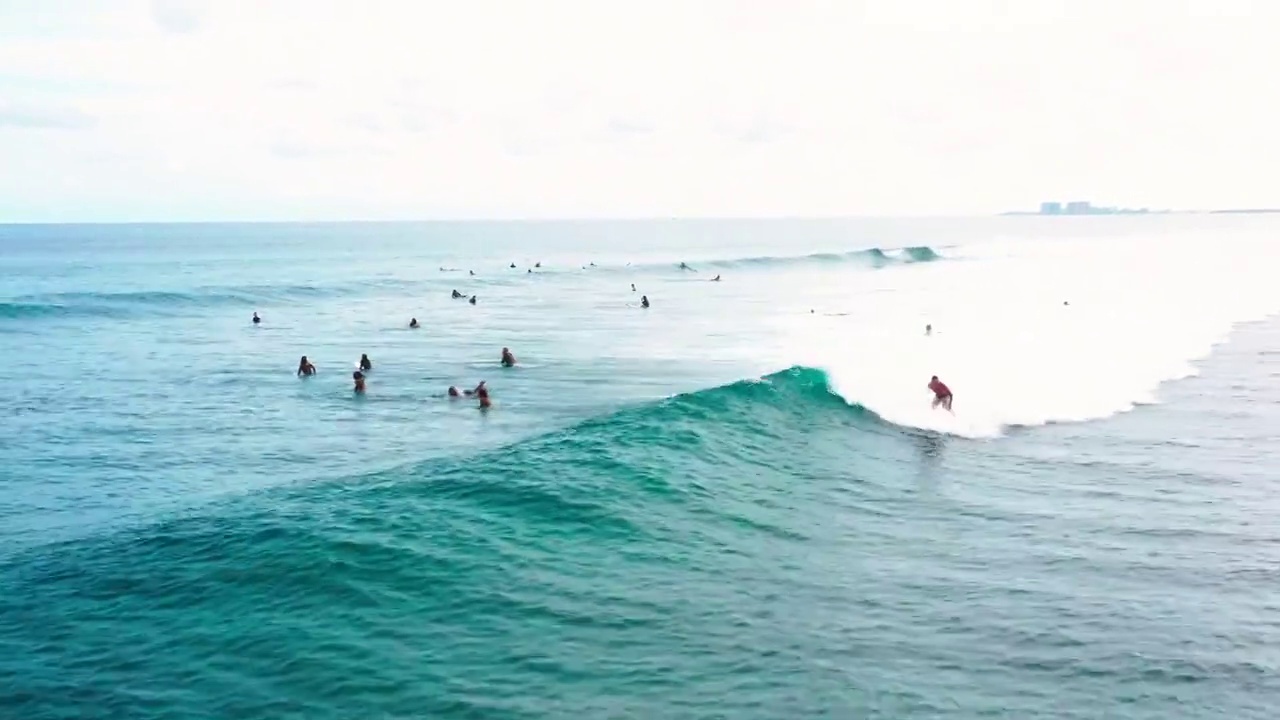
[292,346,510,408]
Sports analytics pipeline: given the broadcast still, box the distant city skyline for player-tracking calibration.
[1,1,1278,223]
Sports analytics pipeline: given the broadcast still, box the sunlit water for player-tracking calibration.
[2,216,1279,719]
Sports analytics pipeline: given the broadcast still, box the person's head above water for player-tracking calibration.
[931,375,938,382]
[448,386,460,397]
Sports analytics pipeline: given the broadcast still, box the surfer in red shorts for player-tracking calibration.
[928,375,952,411]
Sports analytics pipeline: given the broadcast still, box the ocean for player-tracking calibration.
[2,215,1279,719]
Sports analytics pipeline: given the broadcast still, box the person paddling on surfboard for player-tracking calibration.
[929,375,953,412]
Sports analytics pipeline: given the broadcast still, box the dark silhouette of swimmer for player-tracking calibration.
[469,270,475,276]
[469,295,477,305]
[409,317,420,328]
[929,376,953,411]
[510,262,516,268]
[475,381,491,409]
[359,354,372,372]
[252,312,261,325]
[925,324,932,336]
[711,275,721,282]
[641,295,650,308]
[631,283,636,292]
[452,289,464,299]
[527,268,532,274]
[1063,300,1070,306]
[297,355,316,376]
[535,262,541,268]
[501,347,516,367]
[352,371,366,393]
[679,262,694,271]
[448,386,461,398]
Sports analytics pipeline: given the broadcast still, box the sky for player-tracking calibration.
[0,0,1277,222]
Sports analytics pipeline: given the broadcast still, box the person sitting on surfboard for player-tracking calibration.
[501,348,517,367]
[641,295,650,308]
[252,311,261,325]
[297,356,316,377]
[409,318,420,328]
[359,354,372,372]
[929,376,953,411]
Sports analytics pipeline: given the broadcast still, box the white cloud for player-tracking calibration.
[0,0,1278,221]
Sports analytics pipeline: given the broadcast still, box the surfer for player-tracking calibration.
[631,283,636,292]
[297,356,316,377]
[473,380,491,409]
[929,375,953,411]
[510,262,516,268]
[501,347,517,367]
[711,275,721,282]
[448,386,461,398]
[679,262,695,271]
[452,289,465,299]
[925,324,932,336]
[469,295,477,305]
[359,354,372,372]
[640,295,650,308]
[252,311,261,325]
[409,317,420,328]
[352,371,366,393]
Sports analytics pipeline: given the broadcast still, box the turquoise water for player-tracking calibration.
[3,216,1279,718]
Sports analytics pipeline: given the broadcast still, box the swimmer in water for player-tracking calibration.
[359,354,372,372]
[925,324,932,336]
[475,381,491,409]
[711,275,721,282]
[510,262,516,268]
[641,295,650,308]
[297,355,316,376]
[501,347,516,367]
[679,262,695,271]
[447,386,461,398]
[527,268,532,274]
[631,283,636,292]
[469,295,477,305]
[535,262,541,268]
[409,318,420,328]
[252,312,261,325]
[469,270,475,276]
[452,289,464,299]
[928,375,953,412]
[353,371,366,393]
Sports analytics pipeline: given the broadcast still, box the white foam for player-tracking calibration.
[774,225,1280,438]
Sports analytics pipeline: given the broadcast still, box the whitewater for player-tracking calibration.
[762,223,1280,438]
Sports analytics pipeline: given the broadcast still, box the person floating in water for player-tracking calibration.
[640,295,650,308]
[679,262,695,271]
[452,289,465,299]
[711,275,721,282]
[448,385,461,398]
[501,347,517,367]
[510,262,516,269]
[297,355,316,377]
[469,270,475,276]
[252,312,261,325]
[929,375,953,412]
[925,324,932,336]
[527,268,532,274]
[409,317,420,328]
[359,353,372,372]
[352,371,366,393]
[535,262,541,268]
[469,295,477,305]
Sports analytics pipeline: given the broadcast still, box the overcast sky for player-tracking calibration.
[1,0,1276,221]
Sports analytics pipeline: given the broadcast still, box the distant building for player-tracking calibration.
[1040,202,1062,214]
[1065,201,1092,214]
